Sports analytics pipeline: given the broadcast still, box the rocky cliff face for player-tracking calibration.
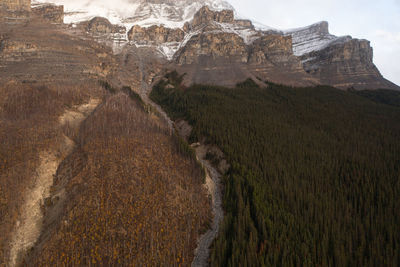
[173,7,316,87]
[176,32,247,65]
[0,0,31,19]
[4,0,399,90]
[1,0,31,12]
[0,20,116,84]
[246,34,317,86]
[32,4,63,24]
[191,5,234,28]
[81,17,126,36]
[285,21,341,57]
[0,0,66,24]
[300,39,397,89]
[249,35,299,67]
[128,25,185,45]
[286,21,399,90]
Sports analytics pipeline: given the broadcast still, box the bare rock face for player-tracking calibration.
[235,19,254,28]
[249,35,300,67]
[301,39,399,90]
[176,32,247,64]
[2,0,395,90]
[287,21,399,90]
[83,17,126,36]
[118,0,233,27]
[173,6,317,87]
[174,30,252,87]
[128,25,184,45]
[0,0,31,19]
[32,4,64,24]
[0,0,31,12]
[191,6,234,28]
[287,21,340,57]
[0,20,116,84]
[245,34,317,85]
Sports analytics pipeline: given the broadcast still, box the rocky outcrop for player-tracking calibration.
[171,5,317,87]
[11,0,396,90]
[0,0,31,12]
[191,6,234,28]
[249,35,300,67]
[118,0,233,28]
[187,6,254,31]
[122,4,397,90]
[174,28,317,87]
[128,25,184,45]
[0,0,31,19]
[235,19,254,28]
[32,4,63,24]
[286,21,340,57]
[301,39,399,90]
[245,34,317,85]
[287,21,399,90]
[0,19,116,84]
[176,32,247,65]
[81,17,126,36]
[173,30,250,87]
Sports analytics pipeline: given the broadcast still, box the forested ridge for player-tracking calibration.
[151,73,400,266]
[0,80,211,266]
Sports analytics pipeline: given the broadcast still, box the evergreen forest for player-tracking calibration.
[151,73,400,267]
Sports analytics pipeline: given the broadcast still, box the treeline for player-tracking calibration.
[151,74,400,266]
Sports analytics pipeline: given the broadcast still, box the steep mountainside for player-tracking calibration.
[285,21,399,90]
[0,19,115,84]
[32,0,233,29]
[34,0,399,90]
[1,0,31,12]
[0,2,210,266]
[1,0,400,266]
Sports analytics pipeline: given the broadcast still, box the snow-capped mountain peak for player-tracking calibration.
[30,0,356,62]
[284,21,351,56]
[32,0,234,29]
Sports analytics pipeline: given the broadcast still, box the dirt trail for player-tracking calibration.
[9,99,100,267]
[191,145,223,267]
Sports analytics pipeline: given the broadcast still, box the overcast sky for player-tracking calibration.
[227,0,400,86]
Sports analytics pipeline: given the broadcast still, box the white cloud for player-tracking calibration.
[375,30,400,43]
[371,30,400,86]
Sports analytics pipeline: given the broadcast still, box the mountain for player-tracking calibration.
[33,0,233,28]
[1,2,210,267]
[31,0,399,90]
[1,1,400,266]
[285,21,399,90]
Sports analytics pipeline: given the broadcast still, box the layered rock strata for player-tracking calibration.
[1,0,31,12]
[0,0,31,19]
[173,6,316,87]
[32,4,63,24]
[286,21,399,90]
[82,17,126,36]
[0,20,116,84]
[128,25,185,45]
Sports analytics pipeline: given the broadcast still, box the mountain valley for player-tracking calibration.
[0,0,399,266]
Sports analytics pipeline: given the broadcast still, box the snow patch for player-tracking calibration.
[31,0,352,60]
[32,0,233,30]
[217,22,259,44]
[284,22,352,56]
